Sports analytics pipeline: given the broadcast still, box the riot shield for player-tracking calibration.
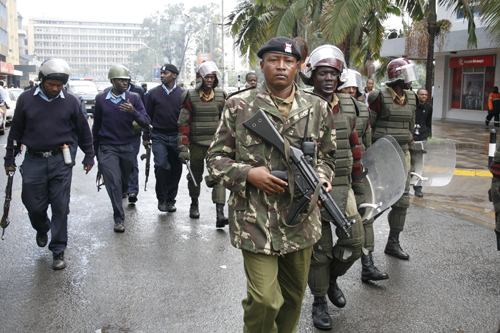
[358,135,408,222]
[411,138,456,187]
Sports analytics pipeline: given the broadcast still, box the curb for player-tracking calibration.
[454,169,491,177]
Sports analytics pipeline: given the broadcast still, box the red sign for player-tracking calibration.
[0,62,14,75]
[450,55,495,68]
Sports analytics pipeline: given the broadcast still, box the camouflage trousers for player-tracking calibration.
[387,149,411,232]
[188,143,226,204]
[308,188,364,296]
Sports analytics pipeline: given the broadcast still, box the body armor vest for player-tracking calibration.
[332,94,357,181]
[188,88,225,146]
[372,87,416,148]
[354,100,370,151]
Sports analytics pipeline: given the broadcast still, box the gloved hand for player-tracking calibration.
[179,146,190,164]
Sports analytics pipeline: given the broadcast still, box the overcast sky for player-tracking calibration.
[17,0,239,25]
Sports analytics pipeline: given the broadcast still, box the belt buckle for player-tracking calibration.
[42,151,52,158]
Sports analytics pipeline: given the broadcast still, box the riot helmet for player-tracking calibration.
[386,58,418,87]
[300,45,346,94]
[38,58,71,84]
[108,64,131,80]
[337,69,363,98]
[195,61,220,90]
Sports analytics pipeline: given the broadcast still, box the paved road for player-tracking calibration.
[0,128,499,333]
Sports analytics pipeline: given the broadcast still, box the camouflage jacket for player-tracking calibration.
[206,83,336,255]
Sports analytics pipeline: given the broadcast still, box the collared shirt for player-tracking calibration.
[388,86,406,104]
[162,83,177,95]
[34,86,65,102]
[199,88,215,101]
[105,89,126,104]
[266,83,296,119]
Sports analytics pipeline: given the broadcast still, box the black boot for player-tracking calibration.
[216,203,228,228]
[312,296,333,330]
[361,252,389,283]
[190,198,200,219]
[327,276,346,308]
[384,230,410,260]
[414,186,423,197]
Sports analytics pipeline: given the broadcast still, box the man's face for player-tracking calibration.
[312,66,339,93]
[418,89,428,104]
[260,53,298,91]
[339,86,357,98]
[111,78,130,94]
[202,74,216,90]
[246,74,258,87]
[42,79,64,99]
[161,70,177,86]
[366,80,374,91]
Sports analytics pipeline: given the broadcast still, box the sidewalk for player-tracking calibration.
[431,119,492,172]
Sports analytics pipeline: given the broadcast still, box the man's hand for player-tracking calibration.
[179,150,190,164]
[247,166,288,195]
[4,166,15,176]
[316,178,332,207]
[83,164,93,174]
[143,140,150,150]
[119,99,134,114]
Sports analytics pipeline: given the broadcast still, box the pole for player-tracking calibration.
[489,129,496,170]
[221,0,224,89]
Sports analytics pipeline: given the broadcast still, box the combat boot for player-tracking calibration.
[384,230,410,260]
[327,276,346,308]
[190,198,200,219]
[361,252,389,283]
[216,203,228,228]
[312,296,333,330]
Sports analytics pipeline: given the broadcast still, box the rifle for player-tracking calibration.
[1,140,17,240]
[242,109,355,236]
[140,142,152,191]
[185,160,198,187]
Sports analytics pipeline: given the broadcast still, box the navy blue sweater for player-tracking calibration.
[4,89,94,166]
[143,84,185,140]
[92,90,150,148]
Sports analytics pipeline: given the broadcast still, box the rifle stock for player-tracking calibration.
[140,142,152,191]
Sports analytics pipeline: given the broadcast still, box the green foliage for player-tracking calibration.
[478,0,500,47]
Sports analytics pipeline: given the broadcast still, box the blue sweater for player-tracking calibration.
[4,89,94,166]
[143,84,185,140]
[92,90,150,148]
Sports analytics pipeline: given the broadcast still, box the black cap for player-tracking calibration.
[257,37,302,61]
[161,64,179,74]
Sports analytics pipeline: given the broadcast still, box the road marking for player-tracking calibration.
[454,169,491,177]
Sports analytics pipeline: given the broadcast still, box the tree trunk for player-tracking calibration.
[344,36,351,68]
[426,0,436,104]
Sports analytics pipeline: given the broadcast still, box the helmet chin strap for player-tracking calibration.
[313,76,337,95]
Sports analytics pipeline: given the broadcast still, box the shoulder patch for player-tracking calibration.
[304,90,331,105]
[227,85,256,99]
[367,89,381,105]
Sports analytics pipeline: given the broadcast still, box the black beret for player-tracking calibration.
[257,37,302,61]
[161,64,179,74]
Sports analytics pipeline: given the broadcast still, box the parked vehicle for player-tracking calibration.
[5,88,22,124]
[67,79,99,115]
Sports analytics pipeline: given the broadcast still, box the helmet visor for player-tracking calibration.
[307,45,346,72]
[396,63,418,83]
[198,61,220,78]
[338,69,363,92]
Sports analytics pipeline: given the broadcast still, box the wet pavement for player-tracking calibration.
[0,119,499,332]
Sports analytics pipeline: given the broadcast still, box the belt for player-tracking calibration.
[27,147,62,158]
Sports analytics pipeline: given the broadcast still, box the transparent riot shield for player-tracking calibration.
[411,138,456,187]
[359,135,407,222]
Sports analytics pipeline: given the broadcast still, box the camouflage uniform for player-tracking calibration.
[490,144,500,238]
[206,83,336,332]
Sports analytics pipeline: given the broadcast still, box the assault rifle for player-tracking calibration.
[1,140,18,240]
[242,109,355,236]
[140,142,152,191]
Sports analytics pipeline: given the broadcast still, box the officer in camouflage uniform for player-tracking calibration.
[368,57,417,260]
[178,61,228,228]
[207,37,336,333]
[299,46,365,330]
[490,144,500,248]
[337,69,389,285]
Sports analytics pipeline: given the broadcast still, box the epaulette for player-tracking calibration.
[303,90,332,105]
[226,85,256,100]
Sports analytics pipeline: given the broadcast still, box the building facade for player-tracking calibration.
[27,18,145,80]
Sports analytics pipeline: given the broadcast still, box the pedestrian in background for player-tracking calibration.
[244,72,258,88]
[4,58,94,270]
[486,86,500,127]
[413,88,433,198]
[143,64,184,212]
[364,78,374,106]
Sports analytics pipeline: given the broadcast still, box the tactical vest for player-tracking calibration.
[188,88,225,146]
[332,94,357,184]
[373,87,416,148]
[354,100,370,151]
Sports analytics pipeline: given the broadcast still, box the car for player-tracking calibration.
[5,88,23,123]
[67,80,99,115]
[94,81,113,93]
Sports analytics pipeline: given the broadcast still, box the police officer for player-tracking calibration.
[368,57,417,260]
[143,64,184,212]
[178,61,228,228]
[4,58,94,270]
[337,69,389,286]
[300,47,365,330]
[207,37,336,333]
[93,64,150,233]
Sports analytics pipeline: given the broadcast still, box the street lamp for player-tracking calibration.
[184,14,206,54]
[140,43,159,66]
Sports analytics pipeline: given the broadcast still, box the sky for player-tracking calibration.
[16,0,239,25]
